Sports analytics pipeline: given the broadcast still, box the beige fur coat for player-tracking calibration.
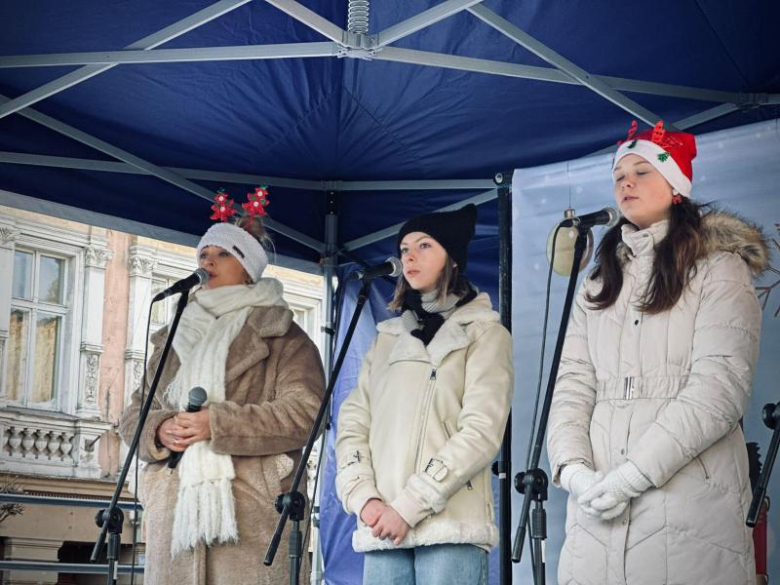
[119,305,325,585]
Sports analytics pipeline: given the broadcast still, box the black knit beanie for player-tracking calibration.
[396,204,478,272]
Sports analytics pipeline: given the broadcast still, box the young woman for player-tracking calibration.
[120,215,325,585]
[547,122,768,585]
[336,204,514,585]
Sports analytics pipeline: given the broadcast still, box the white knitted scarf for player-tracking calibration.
[166,278,287,556]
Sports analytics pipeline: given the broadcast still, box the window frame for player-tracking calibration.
[1,224,85,414]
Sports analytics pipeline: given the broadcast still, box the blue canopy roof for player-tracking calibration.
[1,0,778,292]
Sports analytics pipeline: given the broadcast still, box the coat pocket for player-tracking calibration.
[138,461,171,508]
[234,453,295,504]
[694,455,710,480]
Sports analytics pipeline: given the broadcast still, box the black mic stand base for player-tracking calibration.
[511,227,590,585]
[274,491,306,585]
[515,469,548,585]
[265,280,373,583]
[94,506,124,585]
[91,292,190,584]
[747,401,780,527]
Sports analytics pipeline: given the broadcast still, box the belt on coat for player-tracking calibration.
[595,375,690,401]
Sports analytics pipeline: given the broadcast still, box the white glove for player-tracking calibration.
[559,464,604,517]
[578,461,652,520]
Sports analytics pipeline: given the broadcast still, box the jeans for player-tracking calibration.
[363,544,489,585]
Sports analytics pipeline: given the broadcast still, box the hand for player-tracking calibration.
[159,408,212,450]
[559,464,604,517]
[156,416,187,452]
[360,498,385,528]
[371,505,410,546]
[578,461,652,520]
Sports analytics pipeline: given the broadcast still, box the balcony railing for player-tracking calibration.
[0,492,143,576]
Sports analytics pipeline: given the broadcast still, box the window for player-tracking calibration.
[150,277,174,329]
[5,249,69,408]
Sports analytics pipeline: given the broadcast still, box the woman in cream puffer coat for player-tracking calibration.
[547,122,768,585]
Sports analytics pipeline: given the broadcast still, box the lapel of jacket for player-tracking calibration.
[379,314,471,368]
[224,305,293,385]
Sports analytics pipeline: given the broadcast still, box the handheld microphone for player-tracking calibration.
[559,207,619,230]
[152,268,209,302]
[167,386,208,469]
[348,257,403,281]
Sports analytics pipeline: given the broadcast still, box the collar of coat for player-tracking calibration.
[376,292,499,367]
[150,305,294,385]
[617,210,770,276]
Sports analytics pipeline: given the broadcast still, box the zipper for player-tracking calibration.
[413,368,437,475]
[442,419,473,490]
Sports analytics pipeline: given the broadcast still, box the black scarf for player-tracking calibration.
[402,286,477,346]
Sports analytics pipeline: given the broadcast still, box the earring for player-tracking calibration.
[671,193,682,205]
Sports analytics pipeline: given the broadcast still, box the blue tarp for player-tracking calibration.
[1,1,778,273]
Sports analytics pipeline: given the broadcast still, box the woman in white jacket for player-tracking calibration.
[547,121,768,585]
[336,204,514,585]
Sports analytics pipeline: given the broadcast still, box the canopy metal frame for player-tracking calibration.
[1,0,778,262]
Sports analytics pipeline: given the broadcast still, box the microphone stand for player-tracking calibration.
[265,278,373,585]
[747,401,780,527]
[512,226,590,585]
[90,292,190,585]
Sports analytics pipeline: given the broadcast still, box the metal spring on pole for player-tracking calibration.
[347,0,370,34]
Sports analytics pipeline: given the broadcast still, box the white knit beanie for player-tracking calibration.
[196,223,268,281]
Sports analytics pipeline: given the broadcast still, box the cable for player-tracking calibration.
[524,225,562,469]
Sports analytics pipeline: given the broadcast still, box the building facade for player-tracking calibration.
[0,205,324,584]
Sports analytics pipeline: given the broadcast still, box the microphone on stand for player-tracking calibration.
[348,257,403,281]
[153,268,209,302]
[559,207,619,229]
[167,386,208,469]
[547,207,619,276]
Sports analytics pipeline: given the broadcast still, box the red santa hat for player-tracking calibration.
[613,121,697,198]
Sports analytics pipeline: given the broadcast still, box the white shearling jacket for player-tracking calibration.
[336,293,514,552]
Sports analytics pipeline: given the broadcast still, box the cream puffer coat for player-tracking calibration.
[336,293,514,552]
[548,212,768,585]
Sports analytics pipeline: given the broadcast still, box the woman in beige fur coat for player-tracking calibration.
[120,215,324,585]
[547,122,768,585]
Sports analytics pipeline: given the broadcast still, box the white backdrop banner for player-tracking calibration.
[510,118,779,584]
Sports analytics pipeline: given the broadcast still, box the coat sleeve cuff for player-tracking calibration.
[389,489,430,528]
[389,473,449,528]
[552,458,591,487]
[621,460,654,491]
[346,481,383,518]
[140,410,176,461]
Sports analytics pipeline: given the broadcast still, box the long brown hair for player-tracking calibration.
[586,198,707,314]
[388,256,471,311]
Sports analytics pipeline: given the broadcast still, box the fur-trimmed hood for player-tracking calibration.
[618,210,770,277]
[700,210,769,276]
